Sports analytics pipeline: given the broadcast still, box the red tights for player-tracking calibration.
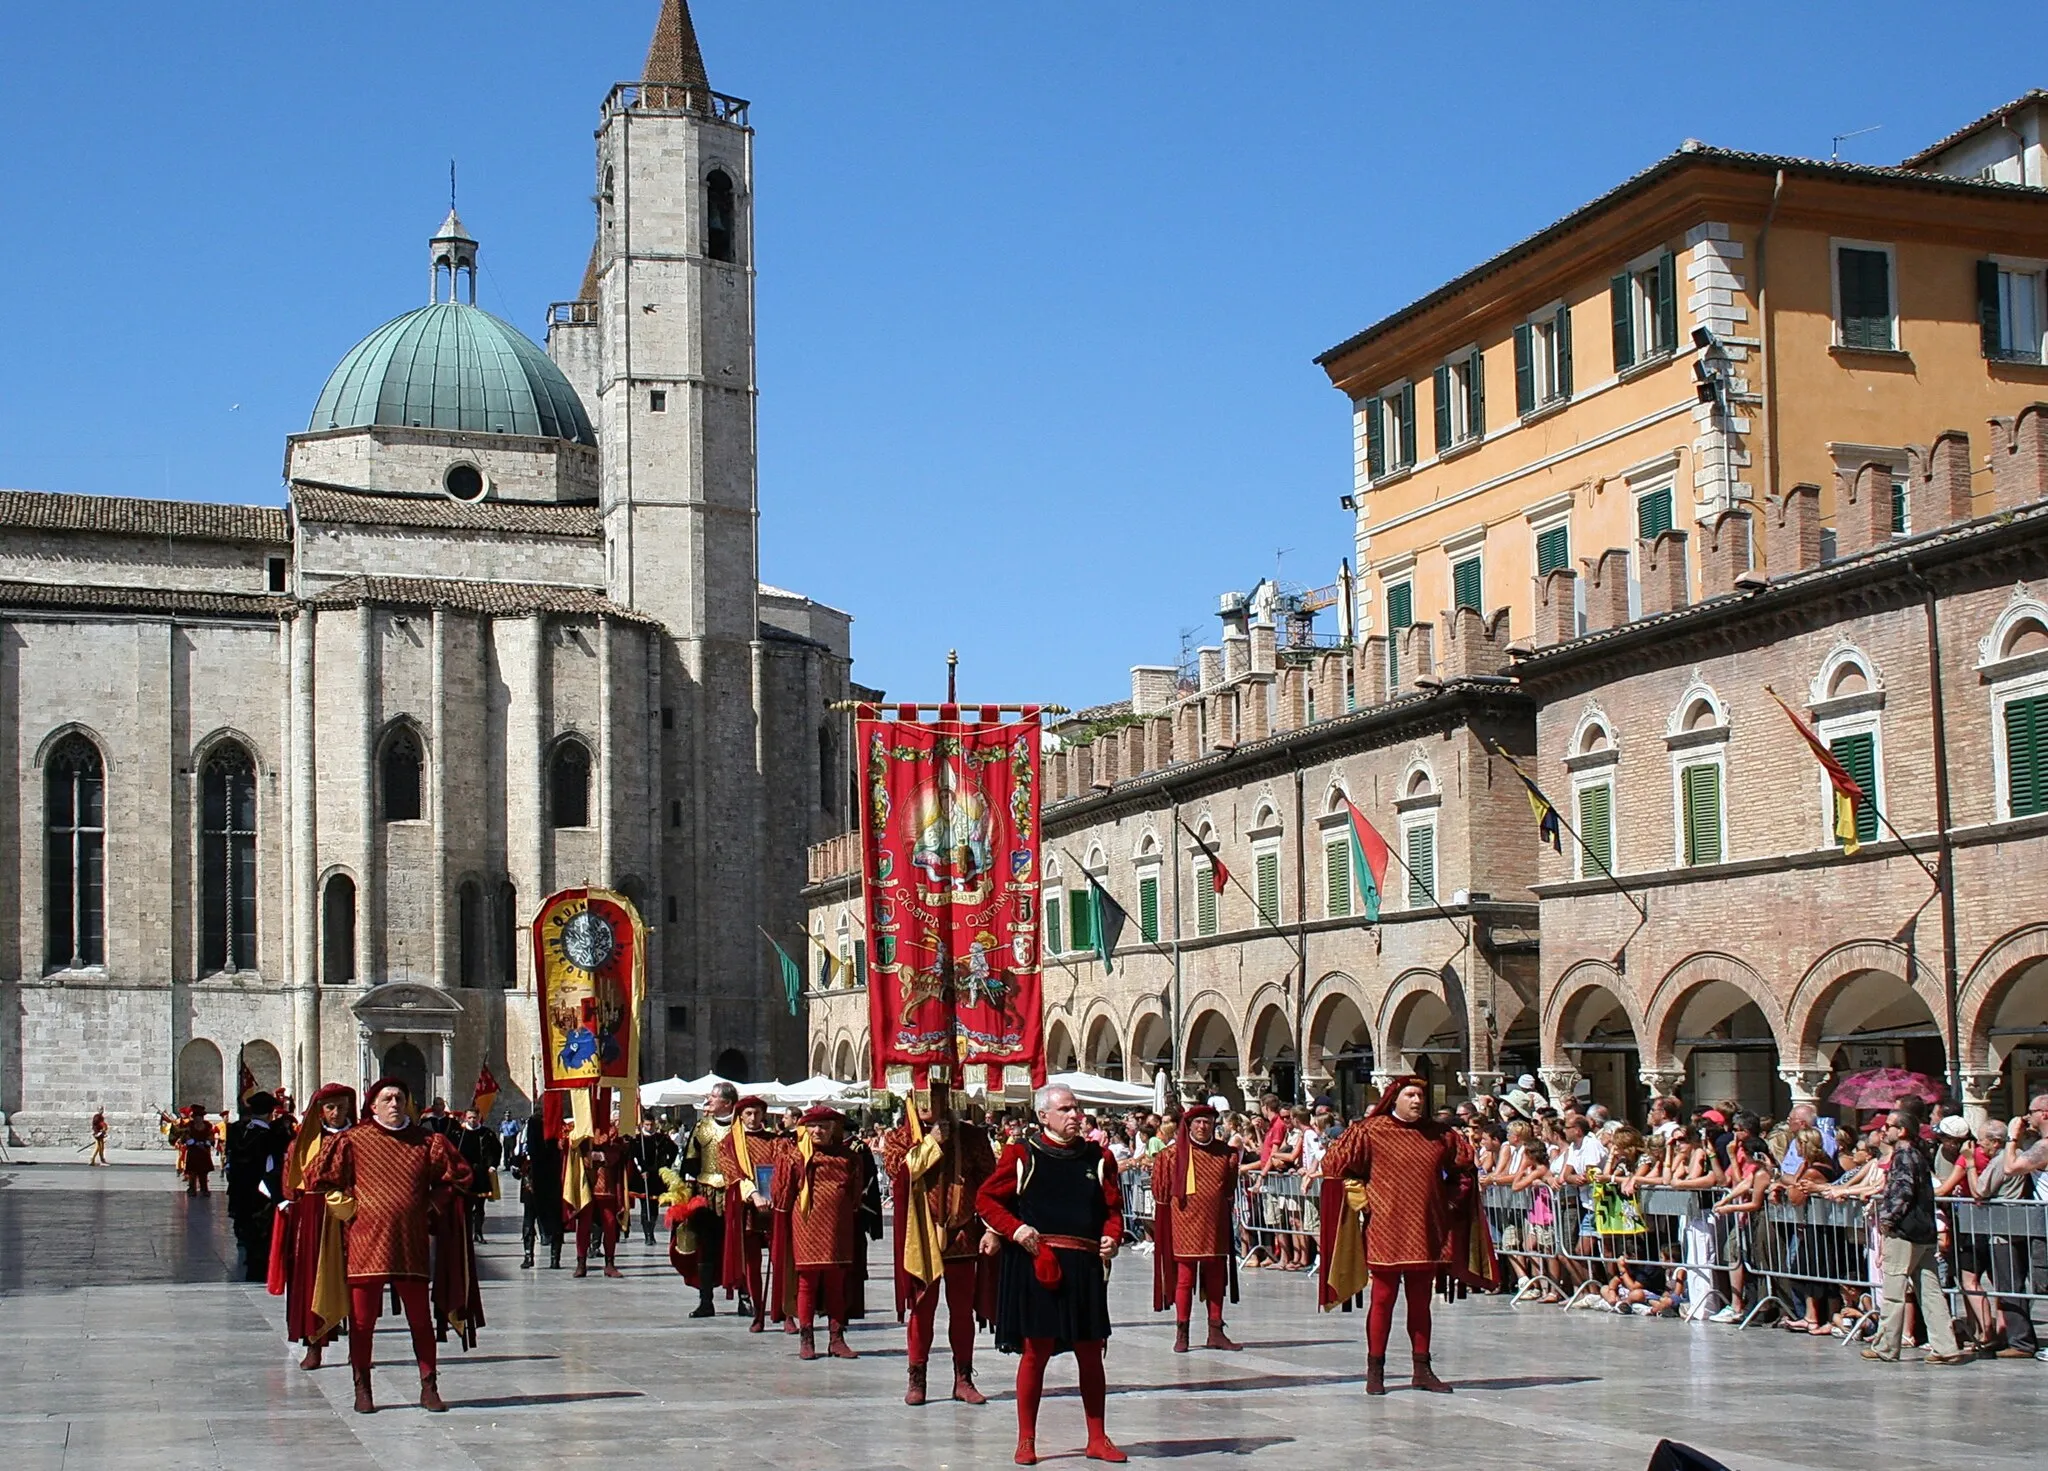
[348,1278,435,1374]
[1172,1258,1227,1323]
[906,1259,978,1366]
[1016,1336,1106,1440]
[575,1203,620,1264]
[796,1266,847,1327]
[1365,1269,1435,1359]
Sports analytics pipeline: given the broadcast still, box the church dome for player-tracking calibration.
[309,301,595,446]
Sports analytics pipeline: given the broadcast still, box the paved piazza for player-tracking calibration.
[1,1163,2035,1471]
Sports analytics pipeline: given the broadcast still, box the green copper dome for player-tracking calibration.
[309,302,594,445]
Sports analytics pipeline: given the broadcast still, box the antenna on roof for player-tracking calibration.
[1830,124,1882,162]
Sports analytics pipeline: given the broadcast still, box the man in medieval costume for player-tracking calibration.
[88,1109,108,1166]
[1150,1102,1243,1352]
[678,1082,739,1316]
[881,1088,997,1406]
[770,1106,873,1361]
[179,1105,217,1194]
[305,1077,480,1415]
[1317,1074,1496,1396]
[512,1104,565,1270]
[228,1091,287,1283]
[715,1093,791,1329]
[570,1115,633,1279]
[272,1083,356,1369]
[975,1083,1126,1467]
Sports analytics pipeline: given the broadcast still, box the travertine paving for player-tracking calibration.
[0,1163,2036,1471]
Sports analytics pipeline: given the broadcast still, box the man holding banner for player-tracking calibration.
[882,1090,997,1406]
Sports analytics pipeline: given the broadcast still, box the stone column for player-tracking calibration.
[1777,1067,1832,1109]
[1460,1069,1505,1100]
[597,616,614,887]
[1369,1069,1397,1093]
[290,611,318,1096]
[357,605,377,985]
[1638,1066,1686,1099]
[1958,1069,2003,1127]
[358,1025,375,1091]
[1538,1065,1585,1103]
[439,1032,455,1105]
[1301,1072,1335,1105]
[1240,1074,1273,1105]
[1178,1074,1208,1106]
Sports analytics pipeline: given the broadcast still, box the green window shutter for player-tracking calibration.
[1891,480,1907,535]
[1045,894,1062,956]
[1385,581,1414,629]
[1577,782,1613,877]
[1196,872,1218,936]
[1514,323,1535,415]
[1405,824,1435,907]
[1324,840,1351,918]
[1839,247,1893,349]
[1656,250,1679,355]
[1555,302,1573,397]
[854,939,868,988]
[1828,732,1880,845]
[1637,487,1673,541]
[1682,764,1722,865]
[1536,524,1570,576]
[1397,384,1416,467]
[1069,886,1095,952]
[1432,364,1453,451]
[1452,556,1482,611]
[2005,695,2048,817]
[1138,874,1159,944]
[1256,851,1280,925]
[1468,349,1485,438]
[1978,260,2004,358]
[1365,396,1385,479]
[1611,272,1634,370]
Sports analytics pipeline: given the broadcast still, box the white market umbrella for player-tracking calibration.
[1044,1070,1155,1108]
[637,1075,692,1108]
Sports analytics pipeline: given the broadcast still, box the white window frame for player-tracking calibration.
[1441,346,1482,447]
[1624,248,1672,362]
[1398,812,1438,909]
[1569,769,1617,882]
[1990,255,2048,365]
[1666,684,1729,868]
[1830,238,1899,351]
[1990,667,2048,821]
[1980,596,2048,820]
[1374,379,1415,475]
[1134,855,1162,943]
[1525,301,1568,408]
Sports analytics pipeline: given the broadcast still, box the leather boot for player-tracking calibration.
[1084,1419,1128,1463]
[690,1290,717,1319]
[905,1363,927,1405]
[520,1249,534,1269]
[1173,1320,1191,1354]
[827,1324,858,1359]
[419,1372,447,1413]
[572,1254,588,1278]
[1205,1320,1243,1351]
[548,1242,562,1269]
[603,1258,623,1279]
[352,1368,376,1414]
[1411,1355,1452,1393]
[299,1342,322,1371]
[953,1366,988,1405]
[1365,1355,1387,1396]
[799,1326,819,1361]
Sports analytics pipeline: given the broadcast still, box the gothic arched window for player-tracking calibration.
[496,881,519,988]
[550,739,592,829]
[45,735,106,969]
[706,169,736,262]
[200,742,257,973]
[382,726,422,822]
[322,874,355,985]
[457,880,483,987]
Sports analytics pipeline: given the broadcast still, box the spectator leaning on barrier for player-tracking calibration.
[1865,1099,1970,1365]
[1985,1096,2048,1360]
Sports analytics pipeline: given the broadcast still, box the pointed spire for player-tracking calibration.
[643,0,709,92]
[576,238,602,304]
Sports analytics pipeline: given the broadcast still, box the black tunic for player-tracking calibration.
[991,1135,1114,1354]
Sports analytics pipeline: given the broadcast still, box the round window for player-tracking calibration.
[443,463,486,500]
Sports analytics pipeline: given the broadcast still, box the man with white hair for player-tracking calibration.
[977,1084,1126,1466]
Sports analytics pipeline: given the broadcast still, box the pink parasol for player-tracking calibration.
[1828,1067,1944,1109]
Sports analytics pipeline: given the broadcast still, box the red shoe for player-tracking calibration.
[1084,1430,1128,1464]
[798,1327,819,1361]
[1205,1321,1243,1351]
[827,1326,858,1359]
[952,1369,988,1405]
[1013,1437,1038,1467]
[602,1265,623,1279]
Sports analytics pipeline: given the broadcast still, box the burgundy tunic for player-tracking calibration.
[1320,1114,1473,1271]
[305,1121,471,1281]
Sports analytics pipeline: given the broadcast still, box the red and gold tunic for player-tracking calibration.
[881,1121,996,1261]
[1151,1139,1237,1260]
[305,1121,472,1281]
[1320,1114,1475,1271]
[773,1141,869,1269]
[578,1133,632,1209]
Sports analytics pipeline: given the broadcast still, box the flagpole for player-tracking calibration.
[1762,686,1940,890]
[1172,817,1305,961]
[1486,739,1650,967]
[1059,849,1178,966]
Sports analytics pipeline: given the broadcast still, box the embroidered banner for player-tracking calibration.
[860,706,1044,1087]
[534,887,645,1092]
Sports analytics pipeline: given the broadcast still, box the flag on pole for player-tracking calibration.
[767,933,803,1016]
[805,929,849,987]
[472,1063,499,1120]
[1341,799,1393,923]
[1085,874,1128,974]
[1208,855,1229,893]
[1495,747,1563,853]
[1767,688,1866,855]
[237,1058,259,1103]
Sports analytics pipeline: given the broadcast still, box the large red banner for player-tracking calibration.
[860,706,1044,1088]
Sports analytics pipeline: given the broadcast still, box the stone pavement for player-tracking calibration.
[0,1162,2038,1471]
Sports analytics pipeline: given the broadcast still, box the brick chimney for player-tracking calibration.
[1070,742,1094,792]
[1249,623,1276,675]
[1906,430,1974,531]
[1130,665,1178,716]
[1275,667,1305,732]
[1698,508,1752,596]
[1210,690,1238,749]
[1766,484,1821,575]
[1396,622,1435,689]
[1581,549,1631,631]
[1990,403,2048,512]
[1118,723,1143,780]
[1222,631,1250,682]
[1639,530,1690,616]
[1197,647,1223,691]
[1440,606,1511,675]
[1835,462,1896,558]
[1534,568,1579,645]
[1173,704,1200,763]
[1240,679,1271,742]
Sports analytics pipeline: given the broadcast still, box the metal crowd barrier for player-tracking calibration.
[1943,1198,2048,1346]
[1119,1163,1155,1243]
[1748,1194,1881,1342]
[1482,1182,1565,1306]
[1237,1170,1319,1268]
[1546,1184,1726,1317]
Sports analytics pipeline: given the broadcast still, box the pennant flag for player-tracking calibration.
[1342,800,1392,923]
[1767,688,1867,855]
[1495,747,1563,854]
[472,1063,499,1120]
[1085,874,1128,974]
[767,934,803,1016]
[237,1058,260,1103]
[805,930,848,987]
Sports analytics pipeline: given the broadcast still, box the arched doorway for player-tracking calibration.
[715,1048,748,1082]
[177,1038,224,1112]
[1046,1020,1079,1074]
[1983,959,2048,1114]
[380,1041,428,1108]
[1808,968,1943,1126]
[1385,982,1464,1110]
[1185,1008,1241,1107]
[832,1040,854,1082]
[239,1040,282,1100]
[1130,1010,1171,1090]
[1247,1003,1297,1102]
[1559,984,1641,1121]
[1309,990,1372,1120]
[1666,980,1783,1117]
[1084,1015,1124,1080]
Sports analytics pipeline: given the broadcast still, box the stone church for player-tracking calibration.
[0,1,858,1145]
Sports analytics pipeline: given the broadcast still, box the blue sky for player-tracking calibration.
[0,2,2033,708]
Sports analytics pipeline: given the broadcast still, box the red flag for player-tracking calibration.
[237,1059,259,1102]
[1342,800,1393,922]
[472,1063,500,1119]
[1766,688,1866,855]
[1210,857,1230,894]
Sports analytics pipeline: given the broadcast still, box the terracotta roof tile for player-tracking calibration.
[291,483,601,537]
[0,580,290,619]
[644,0,709,91]
[1901,89,2048,169]
[0,490,289,544]
[306,575,658,626]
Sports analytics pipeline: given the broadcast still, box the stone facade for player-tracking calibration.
[0,5,855,1146]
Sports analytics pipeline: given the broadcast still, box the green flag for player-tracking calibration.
[1085,874,1128,974]
[768,935,802,1016]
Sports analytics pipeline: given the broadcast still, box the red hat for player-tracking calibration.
[736,1095,768,1114]
[308,1082,357,1112]
[1180,1104,1218,1123]
[1366,1075,1430,1120]
[1699,1108,1728,1127]
[799,1106,846,1126]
